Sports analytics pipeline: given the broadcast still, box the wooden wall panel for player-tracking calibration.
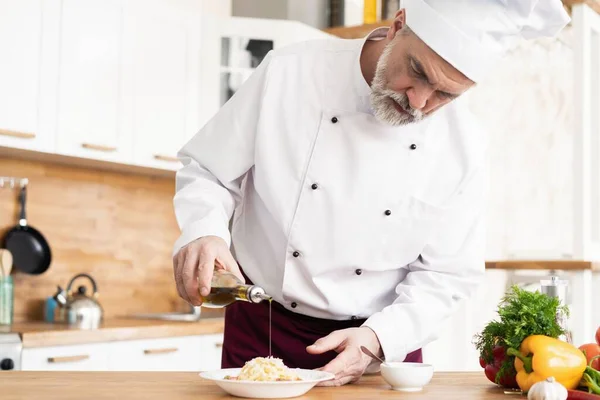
[0,156,193,322]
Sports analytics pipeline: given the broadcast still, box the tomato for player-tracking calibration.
[596,326,600,346]
[579,343,600,370]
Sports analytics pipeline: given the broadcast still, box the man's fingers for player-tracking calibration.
[317,374,356,387]
[174,251,189,303]
[320,356,347,377]
[197,258,217,297]
[306,331,345,355]
[310,329,372,387]
[317,346,365,387]
[320,347,359,376]
[181,251,201,305]
[173,237,238,307]
[219,251,244,283]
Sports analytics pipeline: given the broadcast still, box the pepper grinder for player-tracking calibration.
[540,276,572,344]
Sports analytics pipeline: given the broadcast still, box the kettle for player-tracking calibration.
[53,273,103,329]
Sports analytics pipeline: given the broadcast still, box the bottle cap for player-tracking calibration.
[247,286,271,304]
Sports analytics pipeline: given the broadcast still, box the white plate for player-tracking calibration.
[199,368,335,399]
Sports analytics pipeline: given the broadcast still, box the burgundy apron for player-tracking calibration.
[221,273,422,369]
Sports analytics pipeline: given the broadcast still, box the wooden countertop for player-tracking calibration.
[5,318,224,348]
[2,371,512,399]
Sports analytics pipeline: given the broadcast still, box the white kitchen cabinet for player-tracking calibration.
[199,16,333,127]
[109,335,204,372]
[21,342,110,371]
[108,334,223,372]
[0,1,333,174]
[20,333,224,372]
[0,0,59,153]
[55,0,131,164]
[123,0,202,171]
[55,0,204,170]
[197,333,225,372]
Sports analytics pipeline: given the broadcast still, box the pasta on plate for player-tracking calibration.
[225,357,302,382]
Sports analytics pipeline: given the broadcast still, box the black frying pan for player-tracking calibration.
[3,185,52,274]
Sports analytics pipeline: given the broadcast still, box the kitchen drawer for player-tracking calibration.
[21,343,110,371]
[108,335,207,372]
[198,333,224,372]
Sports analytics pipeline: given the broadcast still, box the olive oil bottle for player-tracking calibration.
[200,269,271,308]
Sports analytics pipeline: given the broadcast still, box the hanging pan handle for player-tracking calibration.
[18,185,28,227]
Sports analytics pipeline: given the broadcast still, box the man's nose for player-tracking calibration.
[406,86,434,110]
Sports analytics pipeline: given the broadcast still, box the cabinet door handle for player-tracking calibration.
[0,129,36,139]
[215,343,223,348]
[81,143,117,152]
[153,154,179,162]
[143,347,179,355]
[47,355,90,363]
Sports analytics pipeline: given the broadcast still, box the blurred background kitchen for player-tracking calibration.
[0,0,599,374]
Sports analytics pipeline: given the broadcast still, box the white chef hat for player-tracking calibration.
[403,0,571,82]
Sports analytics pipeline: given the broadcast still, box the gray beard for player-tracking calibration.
[369,42,425,126]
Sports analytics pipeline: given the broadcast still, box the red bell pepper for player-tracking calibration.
[567,389,600,400]
[479,345,519,389]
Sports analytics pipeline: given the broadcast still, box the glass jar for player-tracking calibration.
[0,276,14,325]
[540,276,572,344]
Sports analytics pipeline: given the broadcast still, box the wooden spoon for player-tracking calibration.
[0,249,13,277]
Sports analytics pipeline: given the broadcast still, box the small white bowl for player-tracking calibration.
[380,362,434,392]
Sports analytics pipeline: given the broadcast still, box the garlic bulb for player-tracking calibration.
[527,377,568,400]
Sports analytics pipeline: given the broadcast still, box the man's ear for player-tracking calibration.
[387,9,406,40]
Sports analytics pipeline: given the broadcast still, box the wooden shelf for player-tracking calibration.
[322,1,600,40]
[323,20,392,39]
[485,260,600,271]
[563,0,600,15]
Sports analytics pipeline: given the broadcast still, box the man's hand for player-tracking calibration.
[172,236,243,306]
[306,327,382,386]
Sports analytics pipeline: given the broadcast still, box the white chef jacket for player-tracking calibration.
[173,28,487,362]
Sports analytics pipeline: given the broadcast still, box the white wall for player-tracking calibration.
[232,0,328,28]
[464,23,600,348]
[465,27,576,261]
[232,0,287,19]
[286,0,328,29]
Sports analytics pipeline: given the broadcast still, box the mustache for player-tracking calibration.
[384,90,422,118]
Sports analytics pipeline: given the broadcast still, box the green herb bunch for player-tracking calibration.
[473,285,569,383]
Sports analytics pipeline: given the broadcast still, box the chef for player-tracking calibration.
[172,0,569,386]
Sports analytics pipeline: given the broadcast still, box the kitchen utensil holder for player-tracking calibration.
[0,276,14,325]
[0,176,28,189]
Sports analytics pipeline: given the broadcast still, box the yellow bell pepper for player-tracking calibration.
[507,335,587,392]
